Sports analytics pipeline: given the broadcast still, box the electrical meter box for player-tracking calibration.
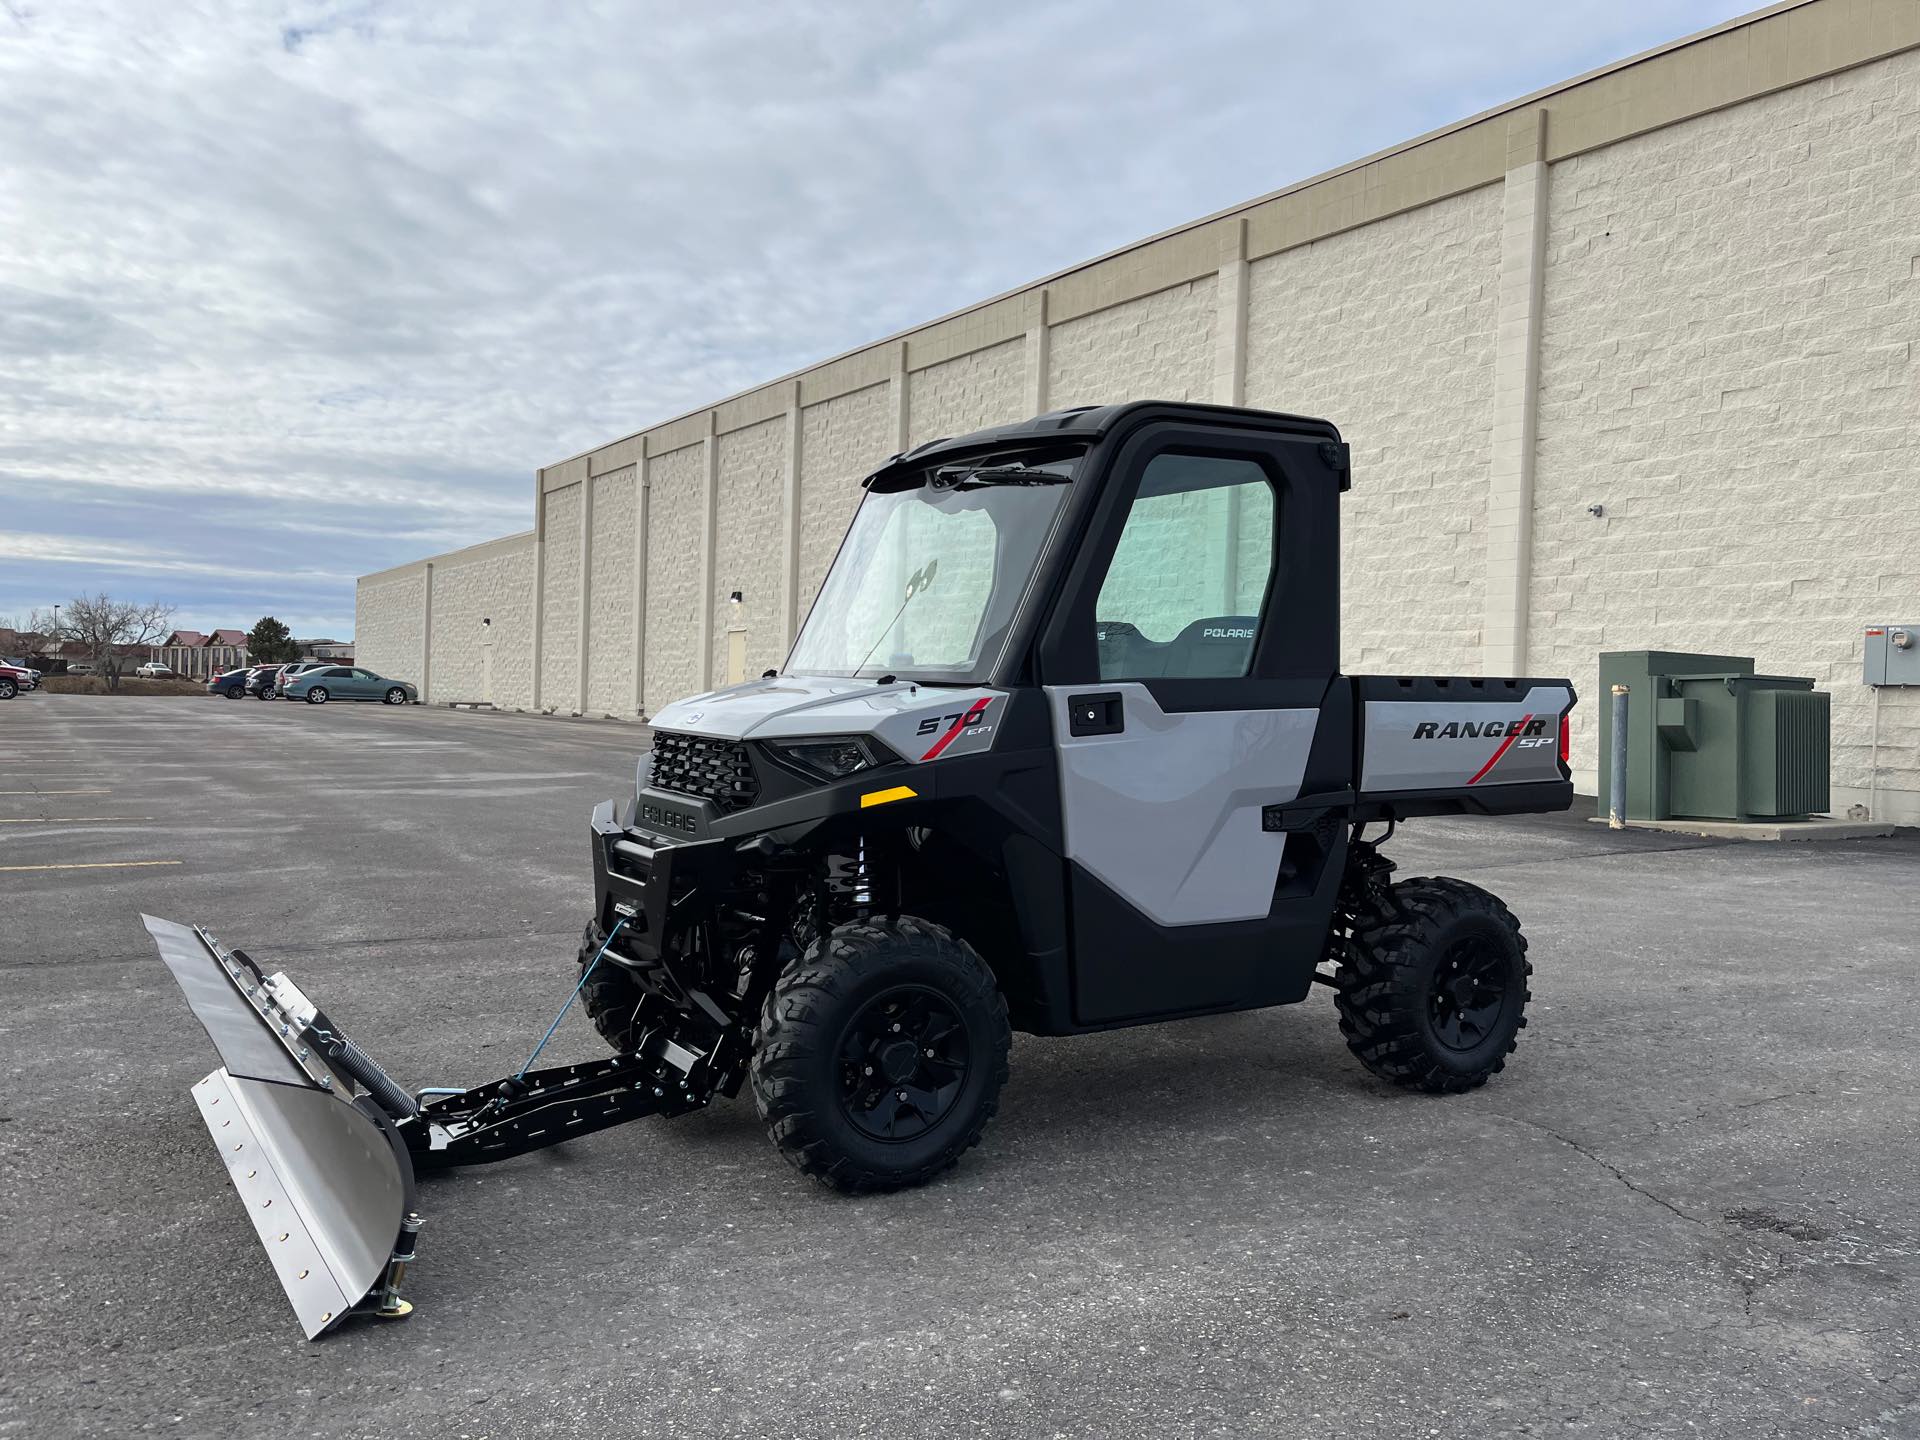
[1597,651,1830,822]
[1863,625,1920,686]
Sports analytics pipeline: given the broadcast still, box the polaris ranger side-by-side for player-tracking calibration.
[146,401,1575,1336]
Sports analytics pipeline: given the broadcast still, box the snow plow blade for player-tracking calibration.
[143,914,419,1339]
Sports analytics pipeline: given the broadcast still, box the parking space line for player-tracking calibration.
[0,859,182,872]
[0,815,156,824]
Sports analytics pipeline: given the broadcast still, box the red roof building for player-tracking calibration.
[152,629,250,678]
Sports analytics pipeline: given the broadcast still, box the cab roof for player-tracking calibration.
[868,401,1343,487]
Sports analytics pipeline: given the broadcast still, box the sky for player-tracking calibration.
[0,0,1756,640]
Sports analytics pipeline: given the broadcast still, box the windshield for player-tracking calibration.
[786,448,1077,683]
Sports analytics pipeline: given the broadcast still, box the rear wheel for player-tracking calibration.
[306,687,329,704]
[751,916,1010,1193]
[383,687,407,705]
[225,686,243,700]
[1334,876,1530,1093]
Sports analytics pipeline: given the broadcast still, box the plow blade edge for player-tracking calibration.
[143,914,415,1339]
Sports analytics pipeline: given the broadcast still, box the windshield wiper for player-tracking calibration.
[930,462,1069,490]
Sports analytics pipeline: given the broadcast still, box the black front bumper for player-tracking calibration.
[589,801,731,962]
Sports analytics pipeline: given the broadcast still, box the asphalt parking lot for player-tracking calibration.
[1,693,1916,1439]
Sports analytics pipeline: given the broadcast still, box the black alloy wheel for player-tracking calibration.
[1426,936,1513,1053]
[836,985,971,1142]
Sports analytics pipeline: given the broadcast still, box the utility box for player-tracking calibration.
[1863,625,1920,686]
[1597,651,1830,822]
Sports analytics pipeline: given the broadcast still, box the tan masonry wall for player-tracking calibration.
[358,0,1920,821]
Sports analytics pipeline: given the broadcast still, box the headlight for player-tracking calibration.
[762,734,897,783]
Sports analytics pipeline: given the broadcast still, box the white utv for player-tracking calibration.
[145,401,1574,1335]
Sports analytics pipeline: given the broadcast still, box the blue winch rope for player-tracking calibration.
[517,917,628,1080]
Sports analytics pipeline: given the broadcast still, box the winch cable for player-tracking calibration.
[516,917,629,1080]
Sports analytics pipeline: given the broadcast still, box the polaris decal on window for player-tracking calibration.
[1203,626,1255,640]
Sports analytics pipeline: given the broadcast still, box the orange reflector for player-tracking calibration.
[859,785,918,809]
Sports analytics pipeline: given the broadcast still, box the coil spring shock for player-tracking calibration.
[823,839,874,921]
[1324,828,1398,971]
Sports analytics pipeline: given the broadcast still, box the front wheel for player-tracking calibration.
[1334,876,1531,1094]
[305,687,329,704]
[751,916,1010,1194]
[0,678,15,700]
[383,687,407,705]
[224,687,243,700]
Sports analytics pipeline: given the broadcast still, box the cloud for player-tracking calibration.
[0,0,1753,635]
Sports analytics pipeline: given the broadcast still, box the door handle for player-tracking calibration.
[1068,692,1124,737]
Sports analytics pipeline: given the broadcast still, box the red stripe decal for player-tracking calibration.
[1466,713,1532,786]
[920,698,991,761]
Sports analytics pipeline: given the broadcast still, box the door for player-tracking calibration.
[348,668,381,699]
[725,628,748,686]
[1037,429,1344,1024]
[480,643,495,706]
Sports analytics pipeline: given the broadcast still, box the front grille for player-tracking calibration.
[649,731,759,813]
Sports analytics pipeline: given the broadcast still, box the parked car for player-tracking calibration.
[1,657,41,690]
[272,661,340,697]
[0,662,36,699]
[67,660,99,676]
[135,661,176,679]
[281,665,417,705]
[206,668,254,698]
[242,665,282,699]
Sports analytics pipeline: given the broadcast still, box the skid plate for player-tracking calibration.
[144,914,413,1339]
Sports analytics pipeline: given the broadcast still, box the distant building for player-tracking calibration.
[297,638,355,662]
[0,629,54,666]
[153,629,251,677]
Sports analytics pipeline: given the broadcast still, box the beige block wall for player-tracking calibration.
[1531,48,1920,809]
[587,468,636,716]
[908,339,1026,448]
[798,382,893,617]
[1246,184,1501,678]
[354,566,426,685]
[537,482,582,706]
[644,443,705,714]
[429,533,535,709]
[712,417,787,682]
[1047,277,1217,410]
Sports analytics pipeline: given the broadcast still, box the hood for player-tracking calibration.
[649,673,999,745]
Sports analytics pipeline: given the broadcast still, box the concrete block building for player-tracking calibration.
[358,0,1920,822]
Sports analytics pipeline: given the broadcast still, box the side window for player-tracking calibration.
[326,667,352,678]
[1093,453,1275,681]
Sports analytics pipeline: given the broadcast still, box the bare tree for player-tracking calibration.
[54,593,174,691]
